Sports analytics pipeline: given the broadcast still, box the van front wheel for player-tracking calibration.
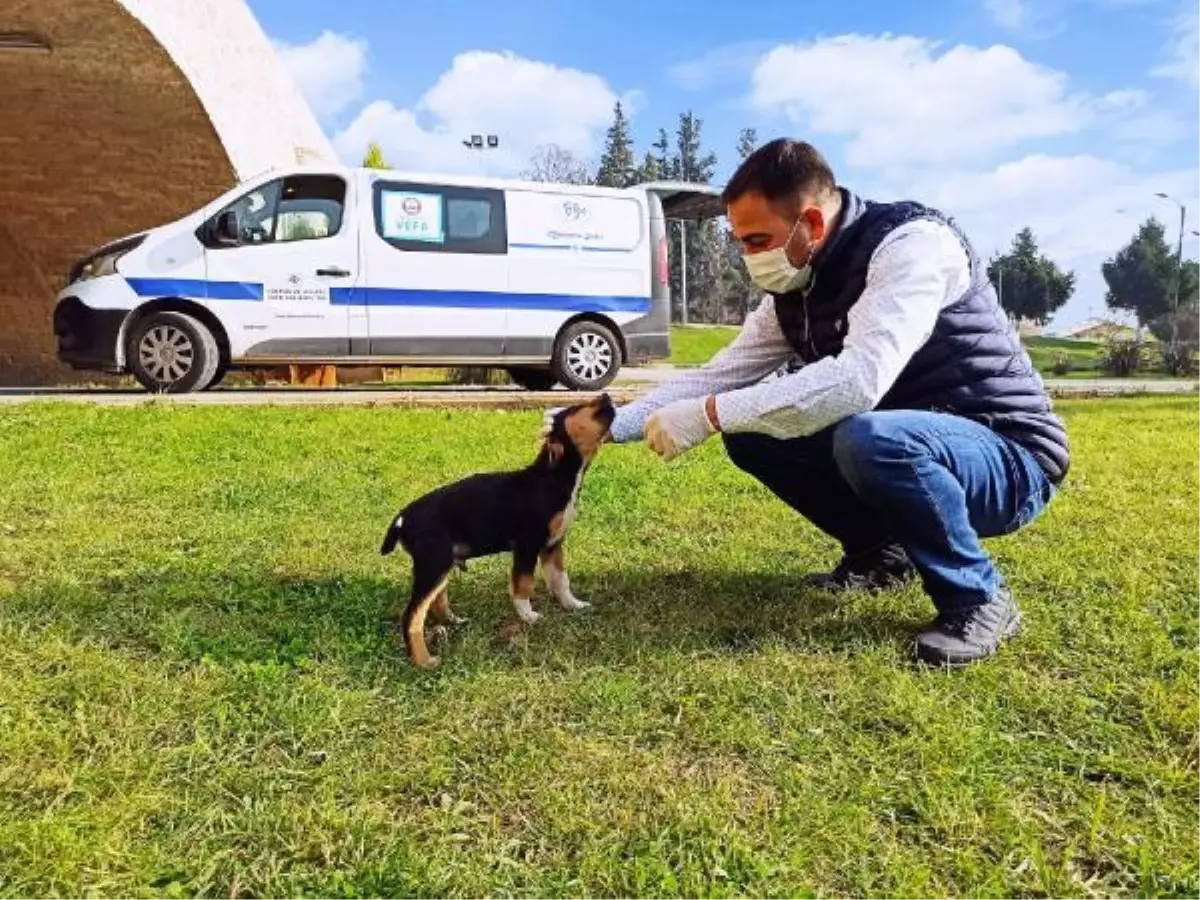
[127,311,221,393]
[553,322,620,391]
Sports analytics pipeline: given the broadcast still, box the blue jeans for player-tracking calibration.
[722,411,1056,612]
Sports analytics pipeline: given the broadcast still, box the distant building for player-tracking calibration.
[1015,318,1045,338]
[0,0,333,385]
[1061,319,1146,343]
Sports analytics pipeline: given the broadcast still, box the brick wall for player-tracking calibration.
[0,0,236,385]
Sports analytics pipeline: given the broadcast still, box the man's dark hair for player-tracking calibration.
[721,138,837,208]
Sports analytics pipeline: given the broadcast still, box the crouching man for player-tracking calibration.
[604,138,1070,665]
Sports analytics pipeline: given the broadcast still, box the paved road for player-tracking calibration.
[0,367,1194,408]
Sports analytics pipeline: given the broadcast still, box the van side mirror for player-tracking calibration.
[214,210,241,246]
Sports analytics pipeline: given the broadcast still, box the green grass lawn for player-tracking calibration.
[0,398,1196,898]
[668,325,742,366]
[1023,336,1105,377]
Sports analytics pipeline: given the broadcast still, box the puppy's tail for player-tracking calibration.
[380,513,404,556]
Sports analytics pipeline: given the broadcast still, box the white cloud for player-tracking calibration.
[983,0,1031,30]
[1152,7,1199,89]
[667,41,774,90]
[872,154,1200,328]
[332,51,630,176]
[749,35,1119,168]
[743,30,1196,329]
[274,31,368,122]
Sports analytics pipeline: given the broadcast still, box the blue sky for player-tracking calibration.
[248,0,1199,330]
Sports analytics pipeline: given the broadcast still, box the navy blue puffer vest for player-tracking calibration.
[772,189,1070,484]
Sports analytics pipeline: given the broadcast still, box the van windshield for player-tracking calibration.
[225,181,282,244]
[203,175,347,247]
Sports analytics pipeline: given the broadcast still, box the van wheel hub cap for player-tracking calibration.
[139,325,195,384]
[566,333,613,382]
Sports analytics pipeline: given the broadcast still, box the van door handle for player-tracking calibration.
[316,267,351,277]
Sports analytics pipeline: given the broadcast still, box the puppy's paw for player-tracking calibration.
[512,596,541,625]
[560,595,591,612]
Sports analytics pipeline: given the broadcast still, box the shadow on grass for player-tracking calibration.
[1,564,932,675]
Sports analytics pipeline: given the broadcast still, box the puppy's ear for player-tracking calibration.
[544,437,565,467]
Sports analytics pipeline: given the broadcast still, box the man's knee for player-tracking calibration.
[721,431,774,474]
[832,413,912,487]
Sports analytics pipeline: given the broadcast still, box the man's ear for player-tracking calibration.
[802,206,826,244]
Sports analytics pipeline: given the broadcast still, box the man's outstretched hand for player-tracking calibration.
[540,397,718,459]
[645,397,718,461]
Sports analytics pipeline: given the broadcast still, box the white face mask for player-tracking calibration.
[744,248,812,294]
[742,218,814,294]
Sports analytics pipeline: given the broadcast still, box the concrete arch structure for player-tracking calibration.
[0,0,334,385]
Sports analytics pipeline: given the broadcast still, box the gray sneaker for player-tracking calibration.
[915,588,1022,666]
[804,543,916,593]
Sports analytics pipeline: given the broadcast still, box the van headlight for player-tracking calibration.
[67,233,145,286]
[77,251,124,281]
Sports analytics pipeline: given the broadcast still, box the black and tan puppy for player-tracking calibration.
[380,393,615,668]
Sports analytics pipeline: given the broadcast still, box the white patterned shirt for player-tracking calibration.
[611,218,973,442]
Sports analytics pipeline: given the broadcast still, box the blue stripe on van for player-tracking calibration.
[509,242,632,253]
[126,278,264,301]
[330,288,650,314]
[125,278,650,314]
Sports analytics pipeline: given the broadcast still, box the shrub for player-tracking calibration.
[1159,342,1199,378]
[445,367,510,386]
[1102,339,1145,377]
[1051,353,1073,376]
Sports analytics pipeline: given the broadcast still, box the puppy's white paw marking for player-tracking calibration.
[513,596,541,624]
[560,594,591,612]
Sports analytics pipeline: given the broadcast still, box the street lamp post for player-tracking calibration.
[462,134,500,154]
[677,220,689,326]
[1154,192,1187,350]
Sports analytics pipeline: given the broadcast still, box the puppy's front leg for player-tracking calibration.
[540,542,590,611]
[510,545,541,624]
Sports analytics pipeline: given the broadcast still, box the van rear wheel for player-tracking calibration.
[202,363,229,391]
[506,367,557,391]
[553,321,620,391]
[127,311,220,394]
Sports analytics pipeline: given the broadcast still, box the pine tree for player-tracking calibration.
[988,227,1075,325]
[653,128,676,180]
[735,127,758,162]
[362,142,391,169]
[1103,217,1198,332]
[595,101,636,188]
[635,151,661,183]
[718,127,761,322]
[672,111,719,323]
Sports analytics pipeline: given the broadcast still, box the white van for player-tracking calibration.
[52,165,722,392]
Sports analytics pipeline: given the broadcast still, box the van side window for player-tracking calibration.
[274,175,345,241]
[373,182,506,255]
[201,175,346,248]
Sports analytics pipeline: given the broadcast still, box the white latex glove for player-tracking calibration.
[644,397,717,461]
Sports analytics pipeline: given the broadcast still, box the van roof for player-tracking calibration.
[247,162,720,200]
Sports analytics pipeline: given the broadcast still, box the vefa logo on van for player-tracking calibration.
[561,200,589,223]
